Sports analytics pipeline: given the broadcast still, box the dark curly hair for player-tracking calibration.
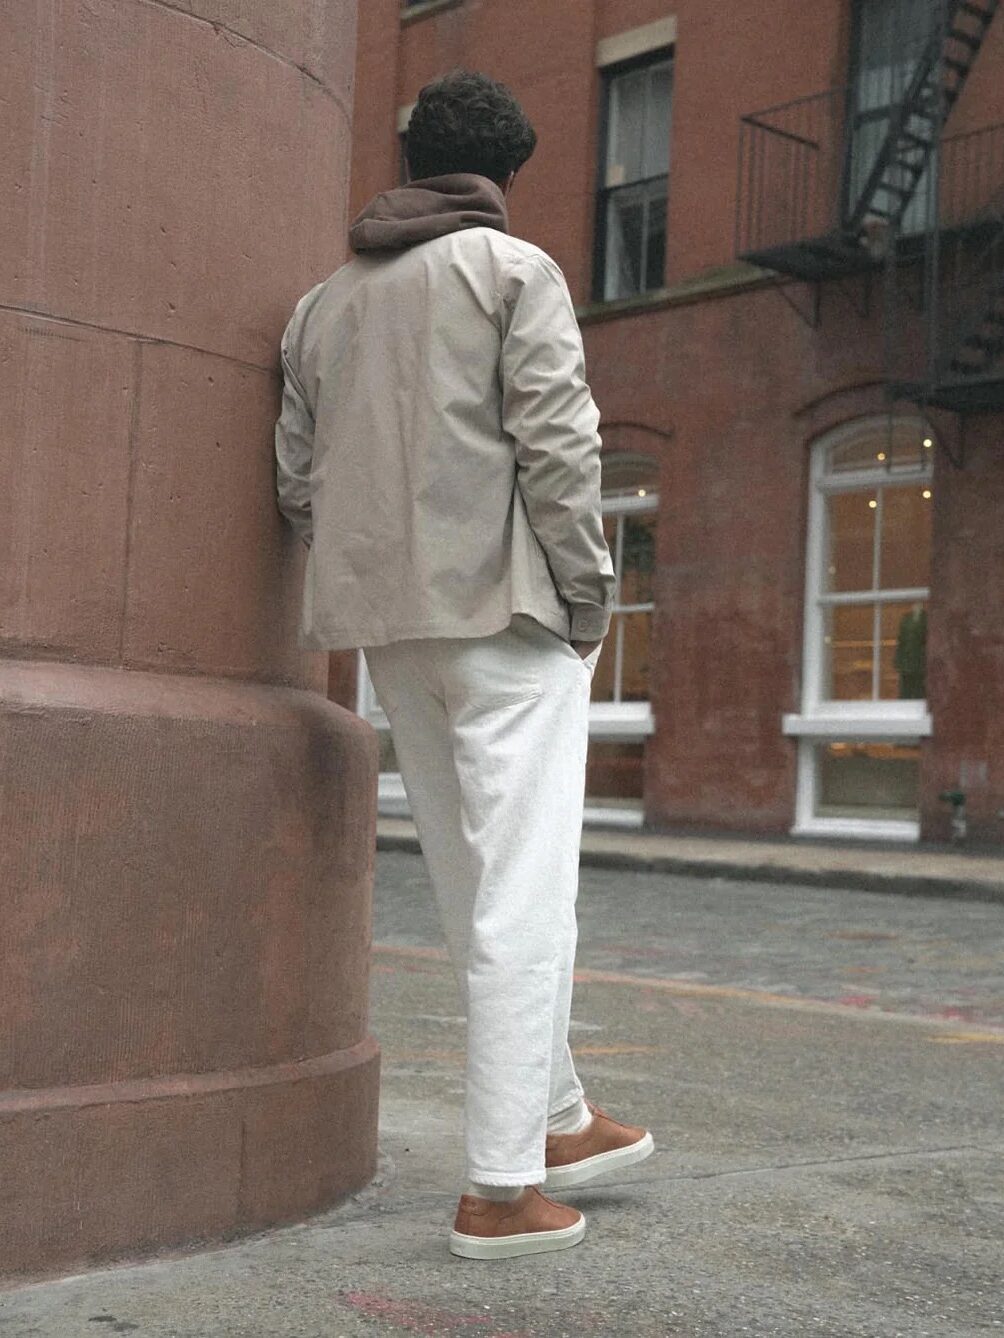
[405,70,537,184]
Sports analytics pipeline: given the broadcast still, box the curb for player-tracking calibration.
[375,831,1004,906]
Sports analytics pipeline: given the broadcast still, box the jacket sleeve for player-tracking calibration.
[274,325,315,548]
[501,253,616,641]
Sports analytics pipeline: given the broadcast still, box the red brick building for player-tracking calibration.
[335,0,1004,847]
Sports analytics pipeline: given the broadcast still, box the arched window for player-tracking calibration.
[785,416,935,840]
[592,452,659,706]
[811,419,933,706]
[581,452,659,827]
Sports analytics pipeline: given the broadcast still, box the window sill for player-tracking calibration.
[783,710,932,739]
[583,802,646,829]
[401,0,463,24]
[791,817,921,843]
[576,262,771,325]
[589,702,655,739]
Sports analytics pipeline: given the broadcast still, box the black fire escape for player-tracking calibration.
[735,0,1004,433]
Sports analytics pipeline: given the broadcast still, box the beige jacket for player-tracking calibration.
[275,174,615,651]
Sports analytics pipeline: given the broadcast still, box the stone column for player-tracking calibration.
[0,0,378,1278]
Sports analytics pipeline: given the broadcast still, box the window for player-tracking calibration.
[814,740,921,823]
[592,461,658,706]
[785,417,936,841]
[595,52,673,301]
[818,423,933,704]
[847,0,936,234]
[583,453,659,824]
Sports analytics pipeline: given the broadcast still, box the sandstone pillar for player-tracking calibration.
[0,0,378,1278]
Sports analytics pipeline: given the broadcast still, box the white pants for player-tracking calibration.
[363,614,599,1185]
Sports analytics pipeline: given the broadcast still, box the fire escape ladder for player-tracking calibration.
[844,0,998,239]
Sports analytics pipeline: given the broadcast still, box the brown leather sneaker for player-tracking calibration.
[449,1186,586,1259]
[544,1100,654,1190]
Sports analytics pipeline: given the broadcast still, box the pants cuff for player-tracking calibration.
[466,1170,545,1188]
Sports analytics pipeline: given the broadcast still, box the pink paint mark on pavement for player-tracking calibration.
[339,1290,531,1337]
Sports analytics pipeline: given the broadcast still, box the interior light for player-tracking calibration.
[877,452,887,462]
[922,489,932,499]
[868,499,878,509]
[923,438,933,449]
[637,488,647,497]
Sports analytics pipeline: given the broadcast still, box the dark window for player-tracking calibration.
[595,52,673,302]
[846,0,936,234]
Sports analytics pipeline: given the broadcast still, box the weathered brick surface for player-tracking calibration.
[347,0,1004,845]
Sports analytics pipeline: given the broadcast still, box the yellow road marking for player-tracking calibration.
[929,1031,1004,1046]
[372,944,1004,1041]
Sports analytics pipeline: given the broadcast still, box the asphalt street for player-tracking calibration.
[4,851,1003,1337]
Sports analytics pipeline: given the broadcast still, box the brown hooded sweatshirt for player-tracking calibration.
[274,174,615,649]
[348,173,510,252]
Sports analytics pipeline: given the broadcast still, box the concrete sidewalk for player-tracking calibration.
[6,853,1002,1336]
[378,817,1004,903]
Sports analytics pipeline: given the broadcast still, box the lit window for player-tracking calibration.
[592,454,659,707]
[819,422,933,703]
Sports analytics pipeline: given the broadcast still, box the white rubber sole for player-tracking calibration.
[449,1213,586,1260]
[543,1131,655,1190]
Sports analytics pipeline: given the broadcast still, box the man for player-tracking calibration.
[275,70,653,1260]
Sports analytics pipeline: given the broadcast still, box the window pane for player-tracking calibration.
[377,730,398,773]
[588,611,652,704]
[644,188,667,291]
[880,600,927,700]
[828,433,885,473]
[601,454,659,497]
[826,491,876,592]
[880,484,932,590]
[827,423,931,473]
[605,187,644,298]
[642,61,673,180]
[590,619,616,703]
[815,741,920,822]
[619,610,652,702]
[586,741,646,804]
[849,0,934,232]
[607,69,646,186]
[620,512,656,606]
[824,602,876,701]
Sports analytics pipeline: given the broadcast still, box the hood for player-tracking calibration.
[349,173,509,253]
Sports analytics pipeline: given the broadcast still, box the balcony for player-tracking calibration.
[736,0,998,281]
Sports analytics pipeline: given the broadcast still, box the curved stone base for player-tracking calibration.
[0,1039,380,1279]
[0,658,380,1279]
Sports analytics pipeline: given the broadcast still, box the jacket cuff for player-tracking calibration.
[569,605,610,641]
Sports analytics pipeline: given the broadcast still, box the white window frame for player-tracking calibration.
[785,416,935,841]
[590,489,657,741]
[582,487,658,830]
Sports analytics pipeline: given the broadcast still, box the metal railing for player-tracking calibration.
[737,88,1004,268]
[736,88,852,271]
[939,119,1004,231]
